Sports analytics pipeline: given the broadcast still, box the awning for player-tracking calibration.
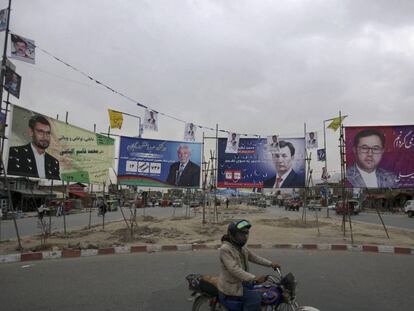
[366,194,386,199]
[11,189,53,197]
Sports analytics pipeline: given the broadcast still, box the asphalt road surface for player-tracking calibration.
[269,206,414,230]
[0,249,413,311]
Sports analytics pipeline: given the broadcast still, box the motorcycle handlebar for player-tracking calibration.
[272,267,282,277]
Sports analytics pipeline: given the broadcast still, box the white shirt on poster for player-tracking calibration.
[357,165,378,188]
[31,143,46,178]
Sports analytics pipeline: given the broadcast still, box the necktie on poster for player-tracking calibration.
[274,176,283,188]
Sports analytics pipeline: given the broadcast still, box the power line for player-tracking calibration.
[10,30,307,137]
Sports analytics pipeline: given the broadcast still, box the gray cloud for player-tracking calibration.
[3,0,414,176]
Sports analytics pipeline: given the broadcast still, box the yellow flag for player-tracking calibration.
[108,109,123,129]
[327,116,346,132]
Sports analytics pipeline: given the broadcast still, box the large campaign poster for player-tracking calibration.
[217,137,305,188]
[118,136,201,188]
[345,126,414,188]
[7,105,115,183]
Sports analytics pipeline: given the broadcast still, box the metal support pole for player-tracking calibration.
[0,0,12,117]
[138,116,142,138]
[323,119,329,217]
[102,182,105,230]
[214,124,218,223]
[302,123,307,223]
[202,131,206,224]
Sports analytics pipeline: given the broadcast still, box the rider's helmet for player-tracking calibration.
[227,219,251,247]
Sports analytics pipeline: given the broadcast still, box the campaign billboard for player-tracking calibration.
[117,136,201,187]
[7,105,115,183]
[217,137,305,188]
[345,126,414,188]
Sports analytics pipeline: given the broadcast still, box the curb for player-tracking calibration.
[0,243,413,265]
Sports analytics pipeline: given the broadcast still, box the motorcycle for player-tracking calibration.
[186,268,320,311]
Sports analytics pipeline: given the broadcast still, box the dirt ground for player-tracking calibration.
[1,204,413,255]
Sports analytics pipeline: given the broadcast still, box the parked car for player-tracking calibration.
[404,200,414,218]
[285,199,302,211]
[189,201,200,208]
[327,203,336,211]
[335,199,360,215]
[308,199,322,211]
[257,198,269,208]
[172,199,183,208]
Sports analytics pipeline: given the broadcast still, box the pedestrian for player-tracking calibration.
[56,201,63,217]
[37,204,46,220]
[226,198,229,209]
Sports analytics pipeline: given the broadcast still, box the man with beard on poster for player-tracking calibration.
[263,141,304,188]
[8,115,60,179]
[166,144,200,187]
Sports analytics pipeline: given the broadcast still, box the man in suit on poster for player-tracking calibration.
[225,132,239,153]
[8,115,60,179]
[307,132,317,149]
[346,129,398,188]
[263,141,304,188]
[269,135,279,148]
[11,35,34,60]
[166,144,200,187]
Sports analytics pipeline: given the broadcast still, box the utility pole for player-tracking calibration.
[0,0,12,117]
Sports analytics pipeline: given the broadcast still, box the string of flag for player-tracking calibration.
[5,28,346,144]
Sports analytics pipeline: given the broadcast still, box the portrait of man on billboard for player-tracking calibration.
[143,109,158,131]
[8,115,60,179]
[346,129,398,188]
[166,144,200,187]
[184,122,196,141]
[267,134,279,150]
[306,131,318,149]
[263,140,305,188]
[225,132,239,154]
[10,34,35,64]
[4,67,21,98]
[0,8,8,31]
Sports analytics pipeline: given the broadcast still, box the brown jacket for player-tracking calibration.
[218,241,272,296]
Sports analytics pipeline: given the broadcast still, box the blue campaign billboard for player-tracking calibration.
[217,137,305,189]
[118,136,201,187]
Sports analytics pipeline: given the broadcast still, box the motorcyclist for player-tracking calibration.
[218,219,281,311]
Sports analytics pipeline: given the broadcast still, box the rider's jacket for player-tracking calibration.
[218,240,272,296]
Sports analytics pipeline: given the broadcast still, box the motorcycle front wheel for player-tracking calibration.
[275,302,298,311]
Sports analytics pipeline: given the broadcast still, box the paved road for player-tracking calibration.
[0,249,413,311]
[0,206,193,240]
[335,211,414,230]
[268,206,414,230]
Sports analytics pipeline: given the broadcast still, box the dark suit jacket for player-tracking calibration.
[8,143,60,180]
[346,164,398,188]
[263,170,305,188]
[166,161,200,187]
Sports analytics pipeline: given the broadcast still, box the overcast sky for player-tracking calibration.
[2,0,414,179]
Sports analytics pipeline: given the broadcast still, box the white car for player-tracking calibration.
[404,200,414,218]
[172,199,183,208]
[327,204,336,210]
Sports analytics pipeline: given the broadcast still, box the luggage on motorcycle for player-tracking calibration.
[280,272,297,300]
[186,274,219,297]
